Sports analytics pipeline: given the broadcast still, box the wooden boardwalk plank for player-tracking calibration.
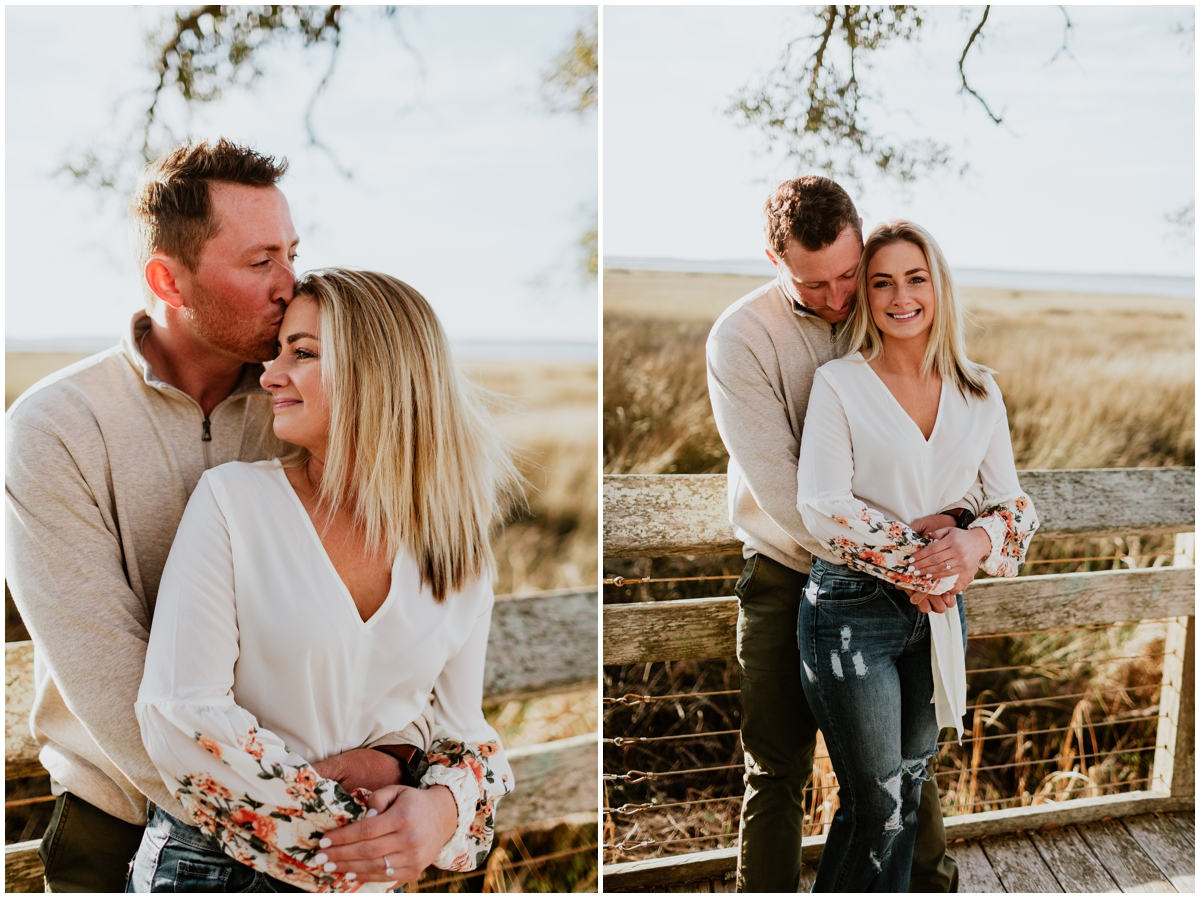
[798,864,817,892]
[981,832,1063,893]
[1030,826,1119,892]
[954,840,1004,893]
[1166,810,1194,848]
[1123,813,1195,893]
[1077,818,1175,893]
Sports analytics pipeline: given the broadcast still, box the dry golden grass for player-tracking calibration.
[603,275,1195,475]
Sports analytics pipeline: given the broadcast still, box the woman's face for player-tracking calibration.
[865,240,936,344]
[260,295,331,455]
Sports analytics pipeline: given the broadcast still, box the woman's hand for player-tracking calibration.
[313,748,402,793]
[909,526,991,586]
[899,587,956,615]
[314,783,458,883]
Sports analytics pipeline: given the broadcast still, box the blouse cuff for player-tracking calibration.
[968,495,1039,578]
[422,763,480,871]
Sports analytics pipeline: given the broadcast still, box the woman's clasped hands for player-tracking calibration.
[903,514,994,614]
[313,782,459,884]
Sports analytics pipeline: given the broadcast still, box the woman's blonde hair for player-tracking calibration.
[284,269,521,603]
[846,220,991,400]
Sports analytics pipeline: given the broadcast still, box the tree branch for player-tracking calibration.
[958,5,1002,124]
[1048,6,1075,64]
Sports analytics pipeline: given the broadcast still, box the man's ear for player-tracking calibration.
[765,248,779,268]
[144,256,187,310]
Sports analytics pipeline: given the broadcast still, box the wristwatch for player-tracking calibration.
[369,743,428,787]
[950,508,976,530]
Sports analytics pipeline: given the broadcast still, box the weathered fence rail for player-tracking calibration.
[5,587,599,892]
[604,467,1195,557]
[602,469,1195,891]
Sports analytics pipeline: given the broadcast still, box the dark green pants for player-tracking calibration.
[734,553,958,892]
[38,792,145,892]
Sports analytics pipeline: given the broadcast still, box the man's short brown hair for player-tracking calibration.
[764,176,861,256]
[129,139,289,274]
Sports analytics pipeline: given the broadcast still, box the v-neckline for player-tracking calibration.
[272,462,396,628]
[860,355,945,445]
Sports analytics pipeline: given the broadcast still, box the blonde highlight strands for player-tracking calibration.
[288,269,520,603]
[846,220,991,400]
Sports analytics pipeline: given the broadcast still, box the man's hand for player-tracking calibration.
[909,526,991,585]
[910,513,957,537]
[313,749,401,794]
[313,784,459,883]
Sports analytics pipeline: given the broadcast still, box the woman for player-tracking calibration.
[130,269,520,892]
[796,221,1038,892]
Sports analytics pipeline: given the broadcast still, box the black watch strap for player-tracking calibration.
[369,744,428,787]
[953,508,976,530]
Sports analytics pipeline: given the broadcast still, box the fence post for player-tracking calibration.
[1150,533,1195,797]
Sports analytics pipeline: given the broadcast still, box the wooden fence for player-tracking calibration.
[601,468,1195,891]
[5,587,599,892]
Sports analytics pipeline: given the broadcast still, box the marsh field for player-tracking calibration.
[4,353,599,893]
[602,268,1194,864]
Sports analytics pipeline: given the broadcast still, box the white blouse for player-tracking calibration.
[797,354,1038,738]
[136,460,512,893]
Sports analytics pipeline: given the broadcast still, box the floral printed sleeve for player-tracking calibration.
[135,704,383,893]
[966,406,1039,577]
[419,596,514,871]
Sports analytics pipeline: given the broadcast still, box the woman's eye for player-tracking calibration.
[910,276,926,284]
[873,279,890,289]
[294,348,316,360]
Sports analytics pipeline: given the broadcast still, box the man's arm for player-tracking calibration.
[706,331,813,549]
[5,416,177,811]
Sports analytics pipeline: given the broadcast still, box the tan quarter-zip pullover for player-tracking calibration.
[5,312,279,824]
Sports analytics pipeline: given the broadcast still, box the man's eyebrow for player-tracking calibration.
[285,331,318,344]
[249,237,301,254]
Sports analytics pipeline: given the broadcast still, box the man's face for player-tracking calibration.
[769,225,863,325]
[180,183,300,363]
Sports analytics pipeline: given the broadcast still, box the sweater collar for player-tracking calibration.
[121,311,268,398]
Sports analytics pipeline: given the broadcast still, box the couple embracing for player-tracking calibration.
[7,141,516,892]
[707,177,1039,892]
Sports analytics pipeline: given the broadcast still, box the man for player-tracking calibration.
[6,140,449,891]
[706,176,975,892]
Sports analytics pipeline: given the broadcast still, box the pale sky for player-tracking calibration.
[604,5,1195,279]
[7,6,598,345]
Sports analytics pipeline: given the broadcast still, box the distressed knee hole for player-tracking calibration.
[868,848,882,873]
[902,755,932,784]
[875,765,905,832]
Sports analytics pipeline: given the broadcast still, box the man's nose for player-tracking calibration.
[827,286,852,311]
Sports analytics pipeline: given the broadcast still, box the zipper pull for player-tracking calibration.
[202,418,212,442]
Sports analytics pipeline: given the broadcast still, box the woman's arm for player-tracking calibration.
[422,592,513,871]
[966,403,1040,577]
[797,373,958,595]
[136,474,373,893]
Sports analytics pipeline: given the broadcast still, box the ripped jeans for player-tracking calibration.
[798,558,965,893]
